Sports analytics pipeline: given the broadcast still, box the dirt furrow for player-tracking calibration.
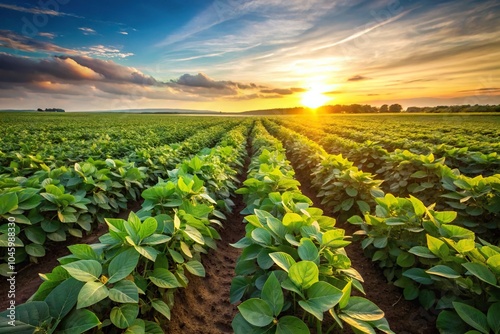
[166,143,251,334]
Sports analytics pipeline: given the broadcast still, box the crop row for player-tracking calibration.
[266,120,500,244]
[263,120,500,333]
[0,121,242,269]
[293,114,500,153]
[274,117,500,176]
[0,122,250,333]
[230,121,393,334]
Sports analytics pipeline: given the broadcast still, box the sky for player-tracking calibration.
[0,0,499,112]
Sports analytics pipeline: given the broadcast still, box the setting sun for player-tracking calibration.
[301,90,330,109]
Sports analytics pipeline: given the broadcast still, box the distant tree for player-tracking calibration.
[37,108,43,112]
[389,104,403,113]
[406,106,422,113]
[380,104,389,113]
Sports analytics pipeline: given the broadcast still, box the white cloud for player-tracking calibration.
[78,27,97,35]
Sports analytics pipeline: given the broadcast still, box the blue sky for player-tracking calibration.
[0,0,499,111]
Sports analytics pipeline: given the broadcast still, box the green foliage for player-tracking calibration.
[350,194,500,333]
[0,120,251,333]
[231,121,392,334]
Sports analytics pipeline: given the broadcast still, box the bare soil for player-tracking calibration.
[165,191,246,334]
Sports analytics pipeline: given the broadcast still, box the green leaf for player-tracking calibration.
[426,265,461,279]
[109,280,139,303]
[139,217,157,240]
[62,260,102,282]
[238,298,274,327]
[276,316,310,334]
[487,303,500,334]
[58,309,101,334]
[77,281,109,309]
[0,192,18,214]
[45,278,84,319]
[183,225,205,245]
[124,319,145,334]
[262,272,284,317]
[108,248,140,283]
[418,289,436,310]
[230,276,250,304]
[67,244,98,260]
[149,268,181,288]
[110,304,139,329]
[269,252,296,273]
[427,235,449,259]
[251,228,272,246]
[408,246,437,259]
[298,238,319,262]
[26,243,46,257]
[409,195,426,216]
[169,248,185,263]
[356,200,371,213]
[145,321,163,334]
[299,281,343,321]
[346,187,358,197]
[437,310,467,334]
[455,239,476,254]
[410,170,428,179]
[462,262,497,286]
[440,224,475,240]
[402,268,434,285]
[24,226,46,245]
[453,301,490,334]
[0,301,49,332]
[341,296,385,321]
[185,260,206,277]
[134,245,159,261]
[396,252,415,268]
[232,313,256,334]
[289,261,319,290]
[434,211,457,224]
[339,314,376,334]
[487,255,500,276]
[151,299,171,320]
[282,213,304,231]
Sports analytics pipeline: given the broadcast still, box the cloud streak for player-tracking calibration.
[312,9,411,51]
[0,3,82,18]
[0,30,75,54]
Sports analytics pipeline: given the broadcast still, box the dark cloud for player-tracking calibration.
[0,30,75,54]
[262,88,290,95]
[260,88,303,95]
[0,53,102,83]
[57,56,158,85]
[0,53,251,103]
[458,87,500,94]
[325,90,343,95]
[347,75,370,82]
[170,72,258,91]
[0,53,165,87]
[0,53,281,102]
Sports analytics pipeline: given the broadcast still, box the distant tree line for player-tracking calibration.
[37,108,65,112]
[244,104,500,115]
[404,105,500,113]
